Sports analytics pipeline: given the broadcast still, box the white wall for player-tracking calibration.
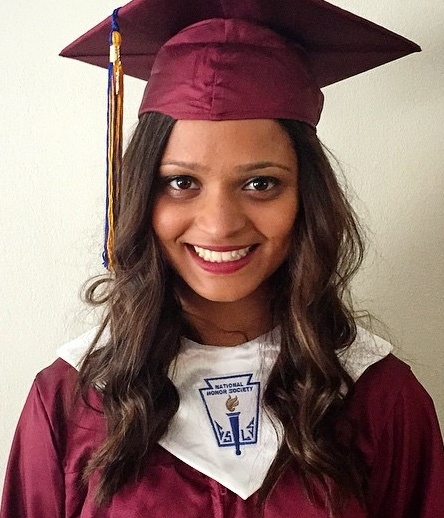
[1,0,443,491]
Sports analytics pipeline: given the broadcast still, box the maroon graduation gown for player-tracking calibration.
[1,354,444,517]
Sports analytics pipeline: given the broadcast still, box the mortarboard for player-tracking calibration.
[60,0,420,268]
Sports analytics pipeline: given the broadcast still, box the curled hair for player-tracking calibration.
[79,113,367,514]
[79,112,180,498]
[262,120,367,513]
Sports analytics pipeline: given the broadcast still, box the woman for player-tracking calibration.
[2,1,443,517]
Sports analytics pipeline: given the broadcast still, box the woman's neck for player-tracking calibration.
[178,285,273,347]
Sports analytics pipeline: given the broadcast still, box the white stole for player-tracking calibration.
[57,325,392,499]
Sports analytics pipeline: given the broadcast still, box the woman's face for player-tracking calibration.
[152,119,298,304]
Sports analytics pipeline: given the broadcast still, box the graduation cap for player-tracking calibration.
[60,0,420,268]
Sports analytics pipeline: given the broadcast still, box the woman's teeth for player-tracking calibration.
[193,245,252,263]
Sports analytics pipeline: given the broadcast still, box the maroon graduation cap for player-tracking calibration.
[60,0,420,268]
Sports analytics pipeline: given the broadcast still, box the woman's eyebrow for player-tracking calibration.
[160,160,209,172]
[160,160,294,173]
[234,161,294,173]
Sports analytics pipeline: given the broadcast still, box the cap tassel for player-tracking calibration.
[103,8,123,270]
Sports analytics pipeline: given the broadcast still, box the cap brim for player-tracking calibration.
[60,0,420,88]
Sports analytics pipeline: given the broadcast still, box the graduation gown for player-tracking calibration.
[1,353,444,517]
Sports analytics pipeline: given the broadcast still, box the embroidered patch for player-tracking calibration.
[199,373,260,456]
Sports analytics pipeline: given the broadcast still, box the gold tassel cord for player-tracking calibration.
[106,29,124,270]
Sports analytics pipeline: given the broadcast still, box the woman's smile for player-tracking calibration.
[185,243,258,274]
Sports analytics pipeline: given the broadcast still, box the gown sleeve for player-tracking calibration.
[353,356,444,518]
[1,368,68,517]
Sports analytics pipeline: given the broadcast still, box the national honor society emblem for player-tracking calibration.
[199,373,260,455]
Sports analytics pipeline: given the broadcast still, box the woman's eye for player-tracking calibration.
[243,177,278,191]
[166,176,199,190]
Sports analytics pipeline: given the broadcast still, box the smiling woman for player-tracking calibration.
[76,112,374,512]
[2,1,444,517]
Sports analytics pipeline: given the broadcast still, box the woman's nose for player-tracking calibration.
[194,189,247,239]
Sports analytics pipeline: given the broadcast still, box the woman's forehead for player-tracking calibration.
[161,119,297,168]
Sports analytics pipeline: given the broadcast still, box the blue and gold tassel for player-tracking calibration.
[103,8,123,270]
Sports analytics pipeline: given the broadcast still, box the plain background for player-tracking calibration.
[1,0,443,492]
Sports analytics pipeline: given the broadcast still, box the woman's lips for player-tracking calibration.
[186,244,257,274]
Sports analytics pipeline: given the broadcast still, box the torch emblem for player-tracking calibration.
[199,373,260,455]
[226,395,239,412]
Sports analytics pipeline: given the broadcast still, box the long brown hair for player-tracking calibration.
[79,112,367,514]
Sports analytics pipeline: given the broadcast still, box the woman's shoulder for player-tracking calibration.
[33,327,105,422]
[30,353,105,453]
[349,356,444,517]
[27,359,90,449]
[340,326,430,412]
[352,352,427,404]
[32,326,104,403]
[346,352,442,459]
[348,352,434,419]
[34,357,79,404]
